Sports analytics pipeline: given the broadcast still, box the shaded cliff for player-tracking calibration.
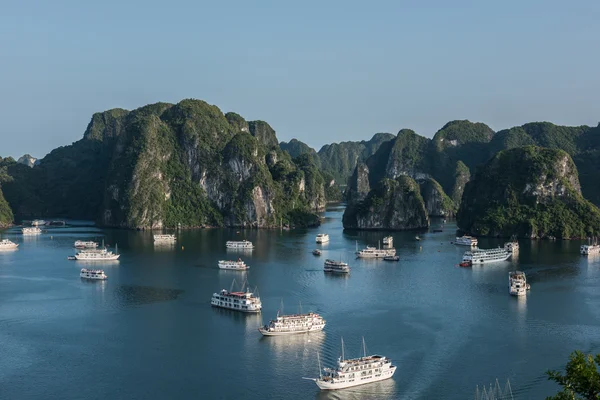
[457,147,600,238]
[418,178,454,217]
[343,176,429,230]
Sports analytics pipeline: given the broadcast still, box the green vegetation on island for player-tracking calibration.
[546,350,600,400]
[457,147,600,239]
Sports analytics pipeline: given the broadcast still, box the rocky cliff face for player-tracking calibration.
[346,162,370,204]
[418,178,454,217]
[457,146,600,238]
[17,154,38,168]
[450,161,470,206]
[343,176,429,230]
[0,187,13,227]
[2,99,328,229]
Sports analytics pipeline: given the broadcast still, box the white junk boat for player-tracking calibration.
[226,240,254,250]
[581,244,600,255]
[154,234,176,242]
[462,247,511,265]
[509,271,529,296]
[80,268,107,280]
[455,235,478,246]
[22,227,42,235]
[75,245,120,261]
[0,239,18,250]
[31,219,46,226]
[211,281,261,313]
[259,309,326,336]
[316,233,330,244]
[74,240,98,249]
[382,236,393,248]
[304,338,396,390]
[324,259,350,274]
[218,258,249,270]
[355,241,396,259]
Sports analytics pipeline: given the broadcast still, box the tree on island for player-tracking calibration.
[546,351,600,399]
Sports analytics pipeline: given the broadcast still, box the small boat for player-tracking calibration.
[316,233,330,244]
[509,271,528,296]
[324,259,350,273]
[383,255,399,262]
[226,240,254,249]
[313,249,321,256]
[218,258,249,271]
[22,227,42,235]
[459,261,471,267]
[67,256,76,260]
[0,239,18,250]
[415,235,421,241]
[355,241,396,259]
[74,240,98,249]
[80,268,107,280]
[455,235,477,246]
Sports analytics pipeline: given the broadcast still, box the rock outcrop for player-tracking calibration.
[343,176,429,230]
[17,154,38,168]
[345,162,370,204]
[457,146,600,238]
[418,178,454,217]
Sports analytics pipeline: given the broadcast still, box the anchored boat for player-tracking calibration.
[304,338,396,390]
[218,258,249,271]
[462,247,511,265]
[80,268,107,280]
[211,280,261,313]
[0,239,18,250]
[316,233,330,244]
[509,271,530,296]
[226,240,254,250]
[324,259,350,274]
[259,304,325,336]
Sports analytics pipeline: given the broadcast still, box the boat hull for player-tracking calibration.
[315,366,396,390]
[211,303,261,313]
[75,255,120,261]
[259,325,325,336]
[469,254,511,264]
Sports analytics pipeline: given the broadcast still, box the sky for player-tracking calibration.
[1,0,599,158]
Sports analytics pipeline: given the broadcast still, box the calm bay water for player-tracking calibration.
[2,205,600,399]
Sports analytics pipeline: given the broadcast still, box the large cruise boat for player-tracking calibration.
[581,244,600,255]
[305,338,396,390]
[226,240,254,250]
[259,311,326,336]
[22,227,42,235]
[75,245,120,261]
[316,233,330,244]
[462,247,511,265]
[218,258,249,271]
[0,239,18,250]
[324,259,350,274]
[355,243,396,259]
[74,240,98,249]
[509,271,529,296]
[154,234,176,242]
[455,235,478,246]
[80,268,108,280]
[211,284,262,313]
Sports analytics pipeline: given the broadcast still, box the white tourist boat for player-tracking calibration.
[80,268,107,280]
[508,271,529,296]
[74,240,98,249]
[304,338,396,390]
[462,247,511,265]
[504,240,519,253]
[154,234,176,242]
[316,233,330,244]
[355,242,396,259]
[75,244,120,261]
[382,236,393,248]
[218,258,249,271]
[31,219,46,226]
[226,240,254,250]
[22,227,42,235]
[455,235,478,246]
[259,310,326,336]
[210,282,261,313]
[0,239,18,250]
[324,259,350,274]
[581,244,600,255]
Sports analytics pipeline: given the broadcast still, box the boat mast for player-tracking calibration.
[362,337,366,358]
[341,337,345,360]
[298,300,303,315]
[229,279,237,293]
[317,352,322,379]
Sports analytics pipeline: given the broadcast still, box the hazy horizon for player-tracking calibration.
[2,0,599,159]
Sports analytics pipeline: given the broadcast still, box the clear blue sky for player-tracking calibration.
[1,0,599,158]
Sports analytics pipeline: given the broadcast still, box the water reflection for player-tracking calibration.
[114,285,184,307]
[261,331,326,352]
[211,307,262,331]
[153,242,176,252]
[75,260,120,267]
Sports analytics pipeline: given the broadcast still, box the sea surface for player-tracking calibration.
[2,205,600,399]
